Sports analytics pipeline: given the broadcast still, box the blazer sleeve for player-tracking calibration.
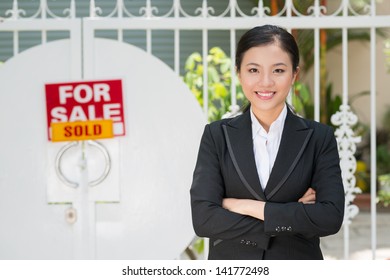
[264,125,345,238]
[190,124,270,248]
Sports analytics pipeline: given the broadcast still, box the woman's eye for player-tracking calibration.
[249,68,258,73]
[274,69,285,73]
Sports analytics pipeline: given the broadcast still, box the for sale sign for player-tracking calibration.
[45,79,125,141]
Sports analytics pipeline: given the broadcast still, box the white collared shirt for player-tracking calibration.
[250,104,287,190]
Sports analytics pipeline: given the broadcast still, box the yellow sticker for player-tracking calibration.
[51,120,114,142]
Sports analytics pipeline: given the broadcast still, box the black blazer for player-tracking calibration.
[190,107,345,260]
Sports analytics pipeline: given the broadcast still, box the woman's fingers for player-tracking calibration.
[298,188,316,204]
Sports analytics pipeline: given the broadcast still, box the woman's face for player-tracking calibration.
[238,43,298,120]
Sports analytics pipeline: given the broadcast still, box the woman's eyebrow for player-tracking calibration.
[245,62,288,67]
[245,62,260,67]
[273,62,288,67]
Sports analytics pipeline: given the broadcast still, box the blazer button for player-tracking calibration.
[287,226,292,232]
[281,226,287,231]
[252,242,257,247]
[275,226,281,232]
[240,239,246,244]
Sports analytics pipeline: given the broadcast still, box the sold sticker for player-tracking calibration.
[51,120,114,142]
[45,79,125,141]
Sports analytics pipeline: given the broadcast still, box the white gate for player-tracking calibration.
[1,0,390,259]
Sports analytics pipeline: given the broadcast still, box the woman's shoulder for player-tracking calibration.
[292,113,335,138]
[209,111,247,128]
[208,117,234,127]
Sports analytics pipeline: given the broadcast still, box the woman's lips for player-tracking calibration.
[255,91,275,99]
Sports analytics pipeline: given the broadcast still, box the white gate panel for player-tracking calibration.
[0,40,76,259]
[0,38,206,259]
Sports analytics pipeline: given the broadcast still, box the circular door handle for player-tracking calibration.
[55,141,79,188]
[87,140,111,187]
[55,140,111,188]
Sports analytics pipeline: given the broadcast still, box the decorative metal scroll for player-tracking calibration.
[3,0,374,20]
[331,104,362,225]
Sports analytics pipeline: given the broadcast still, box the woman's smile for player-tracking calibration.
[255,91,276,100]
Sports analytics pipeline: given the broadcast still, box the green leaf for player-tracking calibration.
[192,238,204,254]
[292,93,304,115]
[300,84,311,104]
[185,52,201,71]
[208,66,220,83]
[210,47,226,64]
[196,64,203,76]
[213,82,228,99]
[220,58,231,74]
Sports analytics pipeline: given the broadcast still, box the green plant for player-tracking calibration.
[385,38,390,73]
[355,106,390,194]
[376,106,390,176]
[183,47,245,122]
[291,81,342,128]
[291,81,313,119]
[377,173,390,207]
[377,190,390,207]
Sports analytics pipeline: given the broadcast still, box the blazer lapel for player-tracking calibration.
[265,109,313,200]
[222,110,266,201]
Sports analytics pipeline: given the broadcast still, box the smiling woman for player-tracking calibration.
[237,44,298,131]
[190,25,345,260]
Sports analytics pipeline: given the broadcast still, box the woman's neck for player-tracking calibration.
[252,105,285,133]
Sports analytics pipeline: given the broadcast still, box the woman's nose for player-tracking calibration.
[258,73,274,87]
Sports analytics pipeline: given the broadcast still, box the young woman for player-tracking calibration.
[190,25,345,260]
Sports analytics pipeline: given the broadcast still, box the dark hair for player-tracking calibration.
[235,25,299,73]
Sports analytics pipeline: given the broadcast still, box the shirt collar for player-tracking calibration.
[250,104,287,140]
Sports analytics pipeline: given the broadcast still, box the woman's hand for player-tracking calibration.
[298,187,316,204]
[222,198,265,220]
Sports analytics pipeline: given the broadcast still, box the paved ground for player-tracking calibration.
[321,210,390,260]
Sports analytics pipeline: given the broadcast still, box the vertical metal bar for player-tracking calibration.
[146,29,152,54]
[117,0,123,42]
[118,29,123,42]
[40,1,47,46]
[342,26,349,260]
[13,31,18,56]
[368,0,378,260]
[174,1,180,75]
[343,226,350,260]
[370,26,377,261]
[42,31,47,44]
[230,29,237,108]
[174,29,180,75]
[314,28,320,122]
[202,29,208,119]
[286,0,292,17]
[82,21,95,79]
[70,19,82,80]
[286,27,292,105]
[342,28,348,105]
[229,0,237,110]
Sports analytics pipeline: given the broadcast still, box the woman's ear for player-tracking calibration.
[292,66,300,84]
[236,67,241,81]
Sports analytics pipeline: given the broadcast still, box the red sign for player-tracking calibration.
[45,79,125,141]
